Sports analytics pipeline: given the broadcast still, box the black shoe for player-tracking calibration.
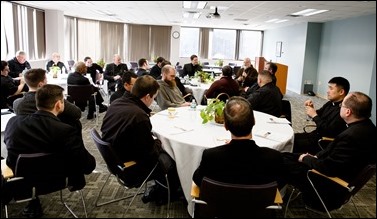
[99,105,108,113]
[22,198,43,218]
[87,113,96,120]
[142,186,157,204]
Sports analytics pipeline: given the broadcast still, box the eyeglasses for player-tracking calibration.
[339,103,350,110]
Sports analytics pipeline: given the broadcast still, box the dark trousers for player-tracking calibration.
[293,131,321,154]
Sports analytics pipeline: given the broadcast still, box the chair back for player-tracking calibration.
[90,128,122,176]
[67,60,75,71]
[349,164,376,196]
[196,177,278,218]
[129,62,138,72]
[202,62,209,66]
[67,84,95,103]
[91,128,145,187]
[12,153,68,200]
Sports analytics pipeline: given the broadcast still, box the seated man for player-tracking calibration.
[103,54,128,92]
[84,56,104,85]
[293,77,350,154]
[156,65,191,110]
[67,61,108,119]
[281,91,376,210]
[193,96,283,186]
[205,65,240,102]
[13,68,82,134]
[246,70,283,117]
[1,60,26,109]
[101,75,181,204]
[136,58,150,77]
[264,62,278,85]
[149,57,165,79]
[183,54,202,77]
[45,52,68,74]
[4,84,96,218]
[110,71,137,104]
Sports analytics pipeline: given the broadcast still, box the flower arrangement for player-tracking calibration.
[200,93,230,124]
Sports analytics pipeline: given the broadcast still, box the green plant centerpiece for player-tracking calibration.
[200,93,229,124]
[195,71,214,83]
[215,59,224,67]
[97,58,106,69]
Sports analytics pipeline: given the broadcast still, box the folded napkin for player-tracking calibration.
[267,117,291,124]
[253,130,286,142]
[168,123,194,135]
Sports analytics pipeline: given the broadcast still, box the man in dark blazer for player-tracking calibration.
[281,91,376,210]
[104,54,128,92]
[183,54,202,77]
[246,70,283,117]
[4,84,96,217]
[193,96,283,187]
[67,61,107,119]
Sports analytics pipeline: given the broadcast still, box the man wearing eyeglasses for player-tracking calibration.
[293,77,350,154]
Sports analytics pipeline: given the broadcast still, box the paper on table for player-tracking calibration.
[168,123,194,135]
[267,117,291,124]
[253,130,286,142]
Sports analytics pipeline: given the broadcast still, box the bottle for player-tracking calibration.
[190,99,197,110]
[62,66,66,74]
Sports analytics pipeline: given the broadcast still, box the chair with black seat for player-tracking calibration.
[280,99,292,124]
[2,153,88,218]
[191,177,282,218]
[284,164,376,218]
[129,62,138,73]
[90,128,171,217]
[202,62,209,66]
[67,84,98,125]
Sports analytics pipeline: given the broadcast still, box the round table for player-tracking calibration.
[150,106,293,215]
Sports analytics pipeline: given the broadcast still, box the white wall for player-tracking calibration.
[263,14,376,124]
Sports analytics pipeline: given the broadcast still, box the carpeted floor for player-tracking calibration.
[2,90,376,218]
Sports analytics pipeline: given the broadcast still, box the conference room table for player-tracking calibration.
[183,81,212,105]
[150,106,293,215]
[1,109,16,159]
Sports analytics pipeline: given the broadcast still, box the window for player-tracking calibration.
[1,1,45,60]
[180,27,199,57]
[211,29,236,60]
[239,31,262,61]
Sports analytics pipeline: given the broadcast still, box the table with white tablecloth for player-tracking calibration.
[150,106,293,215]
[184,82,211,105]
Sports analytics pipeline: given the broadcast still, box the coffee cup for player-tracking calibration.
[167,107,177,118]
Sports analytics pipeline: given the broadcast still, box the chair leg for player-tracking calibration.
[284,187,296,218]
[124,163,158,215]
[95,173,135,207]
[307,172,332,218]
[60,189,87,218]
[4,204,9,218]
[351,197,361,218]
[165,173,170,218]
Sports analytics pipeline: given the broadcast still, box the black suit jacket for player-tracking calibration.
[193,139,283,187]
[183,63,202,77]
[5,111,95,175]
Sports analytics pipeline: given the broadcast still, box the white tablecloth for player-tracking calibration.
[150,106,294,215]
[184,83,211,105]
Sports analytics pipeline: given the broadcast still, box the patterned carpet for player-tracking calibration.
[2,90,376,218]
